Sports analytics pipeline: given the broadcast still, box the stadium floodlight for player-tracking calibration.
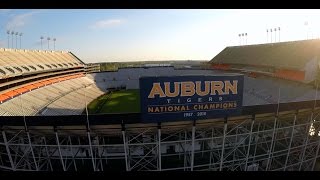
[245,33,248,45]
[274,28,277,43]
[305,21,308,39]
[40,36,44,50]
[278,27,280,42]
[7,30,10,48]
[11,31,14,48]
[15,32,18,49]
[53,38,56,50]
[47,37,50,50]
[242,33,245,45]
[19,33,23,49]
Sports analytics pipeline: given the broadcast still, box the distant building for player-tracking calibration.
[144,63,171,67]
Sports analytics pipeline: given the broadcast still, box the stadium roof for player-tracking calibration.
[210,39,320,70]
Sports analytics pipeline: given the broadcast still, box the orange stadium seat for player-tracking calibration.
[42,80,52,85]
[274,69,305,81]
[48,79,58,84]
[51,78,60,83]
[3,90,20,98]
[24,84,38,91]
[0,73,85,103]
[212,64,230,70]
[57,77,66,81]
[33,82,45,88]
[0,94,10,103]
[14,87,29,94]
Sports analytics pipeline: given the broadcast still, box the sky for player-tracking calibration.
[1,9,320,63]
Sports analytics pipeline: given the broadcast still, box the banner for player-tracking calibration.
[140,75,244,122]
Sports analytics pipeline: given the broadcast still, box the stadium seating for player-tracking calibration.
[0,48,84,79]
[210,39,320,83]
[211,39,320,69]
[89,67,320,107]
[0,75,106,116]
[1,42,320,117]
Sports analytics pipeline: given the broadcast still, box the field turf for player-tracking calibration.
[86,89,140,114]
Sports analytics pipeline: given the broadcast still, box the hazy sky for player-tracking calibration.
[0,9,320,63]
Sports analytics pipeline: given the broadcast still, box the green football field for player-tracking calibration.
[86,89,140,114]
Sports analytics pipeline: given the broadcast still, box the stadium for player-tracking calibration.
[0,39,320,171]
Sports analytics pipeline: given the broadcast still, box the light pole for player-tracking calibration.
[278,27,280,42]
[47,37,50,50]
[304,21,308,39]
[270,29,273,43]
[274,28,277,43]
[11,31,14,48]
[19,33,23,49]
[245,33,247,45]
[239,34,241,45]
[7,30,10,48]
[15,32,18,49]
[53,38,56,50]
[40,36,44,50]
[242,33,244,45]
[267,29,269,43]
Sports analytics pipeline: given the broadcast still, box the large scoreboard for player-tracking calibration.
[140,75,244,122]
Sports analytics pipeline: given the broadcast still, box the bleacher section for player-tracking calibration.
[40,83,105,116]
[0,48,86,100]
[87,67,215,89]
[0,48,100,116]
[0,64,319,115]
[1,43,320,116]
[0,73,85,103]
[243,76,318,105]
[0,76,106,116]
[89,67,320,106]
[0,48,84,79]
[211,39,320,69]
[210,39,320,83]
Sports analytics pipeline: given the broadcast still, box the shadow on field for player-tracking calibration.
[86,89,140,114]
